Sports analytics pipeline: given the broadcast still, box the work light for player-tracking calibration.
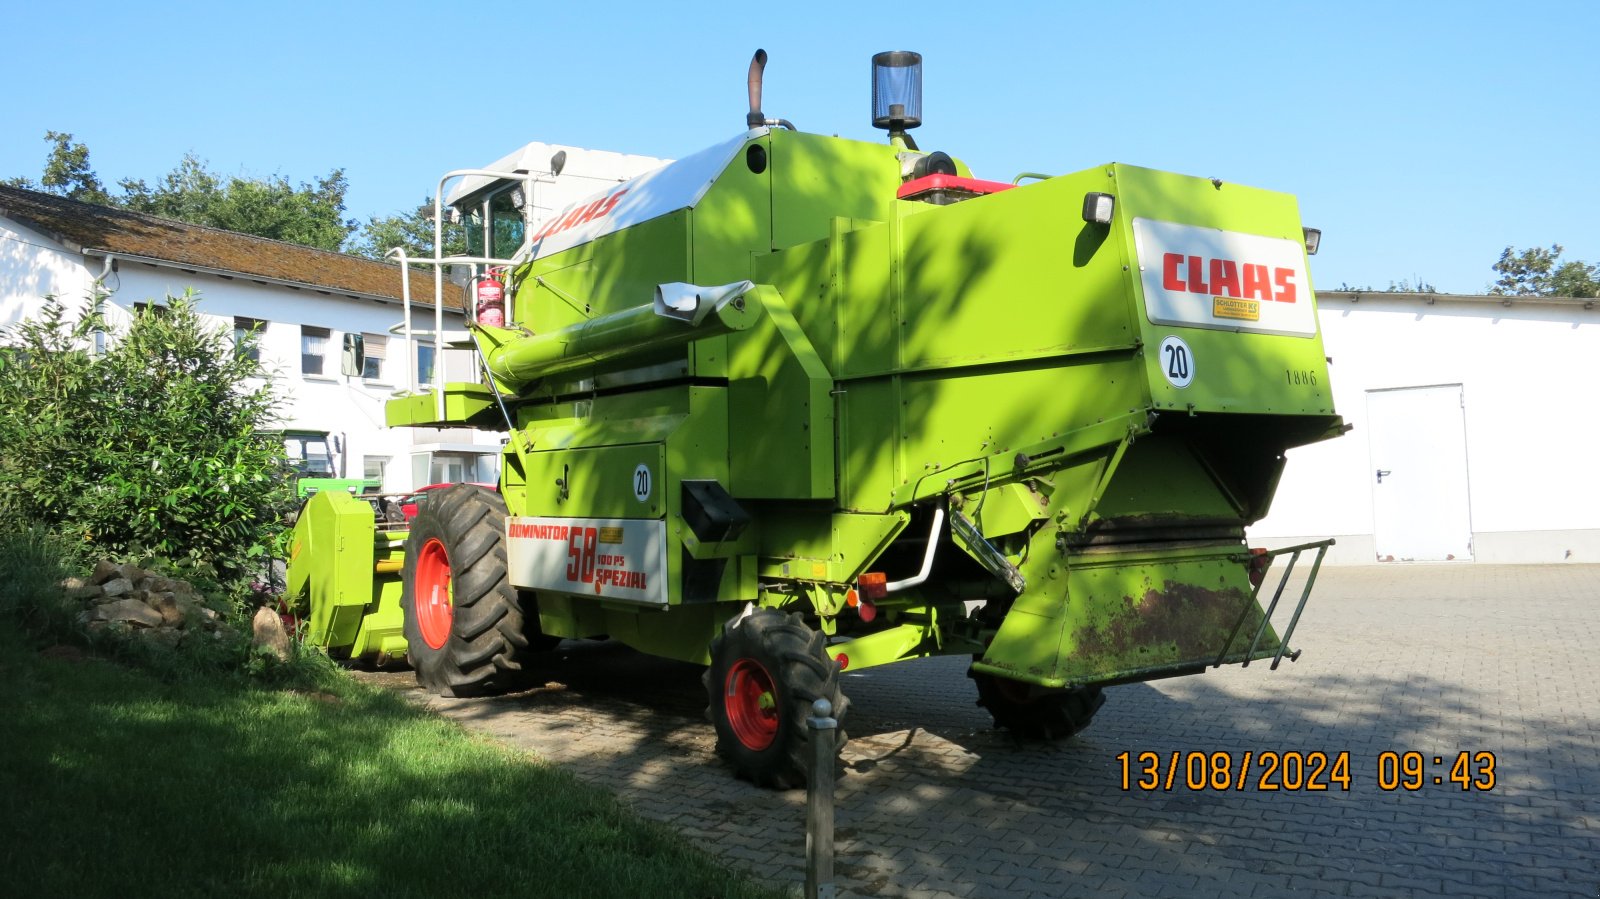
[872,51,923,132]
[1303,227,1321,255]
[1082,192,1115,224]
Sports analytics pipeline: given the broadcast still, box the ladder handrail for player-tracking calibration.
[383,166,555,411]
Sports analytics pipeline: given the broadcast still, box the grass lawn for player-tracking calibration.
[0,621,786,899]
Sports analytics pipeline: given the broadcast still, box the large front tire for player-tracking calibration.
[704,609,847,789]
[402,485,535,697]
[970,668,1105,740]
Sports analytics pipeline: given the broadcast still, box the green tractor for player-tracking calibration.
[286,49,1342,788]
[278,430,378,499]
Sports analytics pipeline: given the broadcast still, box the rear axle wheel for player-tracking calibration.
[705,609,847,789]
[970,667,1105,740]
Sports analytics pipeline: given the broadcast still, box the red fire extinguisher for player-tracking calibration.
[475,268,505,327]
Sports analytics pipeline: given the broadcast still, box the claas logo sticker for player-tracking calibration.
[1160,253,1297,304]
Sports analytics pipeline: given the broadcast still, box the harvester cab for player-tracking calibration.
[288,48,1343,788]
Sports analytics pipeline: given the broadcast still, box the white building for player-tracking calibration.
[0,145,672,497]
[1250,290,1600,564]
[0,183,499,493]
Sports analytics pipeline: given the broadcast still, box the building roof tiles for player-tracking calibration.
[0,184,456,307]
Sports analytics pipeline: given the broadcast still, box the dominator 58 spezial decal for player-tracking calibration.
[506,517,668,605]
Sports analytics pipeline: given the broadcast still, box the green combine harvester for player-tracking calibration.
[286,50,1342,788]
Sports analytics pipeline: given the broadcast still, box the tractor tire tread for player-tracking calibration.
[705,608,848,790]
[969,666,1106,741]
[402,485,553,698]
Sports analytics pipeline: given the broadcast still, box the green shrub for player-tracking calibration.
[0,524,77,628]
[0,289,295,586]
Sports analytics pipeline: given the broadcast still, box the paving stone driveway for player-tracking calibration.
[379,565,1600,898]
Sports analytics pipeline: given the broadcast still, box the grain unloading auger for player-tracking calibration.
[286,49,1343,788]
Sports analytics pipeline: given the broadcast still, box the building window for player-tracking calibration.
[283,432,335,477]
[425,453,496,486]
[490,187,525,260]
[362,333,386,379]
[301,325,330,376]
[429,454,468,485]
[416,343,436,385]
[363,455,389,485]
[233,317,266,363]
[133,302,170,318]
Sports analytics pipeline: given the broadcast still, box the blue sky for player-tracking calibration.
[4,0,1596,294]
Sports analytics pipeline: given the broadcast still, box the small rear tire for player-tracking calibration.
[970,668,1105,740]
[402,485,549,697]
[705,609,847,789]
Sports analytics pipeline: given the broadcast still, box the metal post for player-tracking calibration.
[806,698,837,899]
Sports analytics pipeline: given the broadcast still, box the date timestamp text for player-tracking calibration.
[1116,750,1497,792]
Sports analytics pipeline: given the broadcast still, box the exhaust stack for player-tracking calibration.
[744,49,795,131]
[746,49,768,128]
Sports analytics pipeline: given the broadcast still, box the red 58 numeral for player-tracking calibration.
[566,527,598,583]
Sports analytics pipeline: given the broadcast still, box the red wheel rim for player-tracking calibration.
[724,658,780,750]
[415,537,453,650]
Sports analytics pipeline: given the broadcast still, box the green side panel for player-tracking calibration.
[1089,433,1245,525]
[895,173,1138,372]
[979,548,1280,687]
[835,378,902,512]
[879,361,1147,512]
[1110,164,1335,416]
[533,592,603,640]
[534,596,730,666]
[514,385,747,614]
[751,235,836,360]
[514,384,690,458]
[509,211,693,397]
[726,287,835,498]
[286,490,404,656]
[768,130,904,253]
[665,386,752,566]
[692,133,773,268]
[833,220,896,378]
[296,478,379,499]
[348,558,407,658]
[521,443,668,520]
[967,482,1050,539]
[384,383,498,429]
[601,602,728,665]
[517,211,692,327]
[755,510,909,582]
[688,132,774,381]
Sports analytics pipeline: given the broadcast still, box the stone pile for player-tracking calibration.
[61,560,232,649]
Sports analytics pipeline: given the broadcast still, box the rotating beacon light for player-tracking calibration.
[872,51,923,148]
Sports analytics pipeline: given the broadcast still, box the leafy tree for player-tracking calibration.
[347,197,465,262]
[1333,279,1436,293]
[1548,258,1600,299]
[119,156,356,252]
[1385,278,1436,293]
[1490,244,1599,298]
[8,133,357,253]
[0,291,295,584]
[3,131,111,204]
[116,154,222,224]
